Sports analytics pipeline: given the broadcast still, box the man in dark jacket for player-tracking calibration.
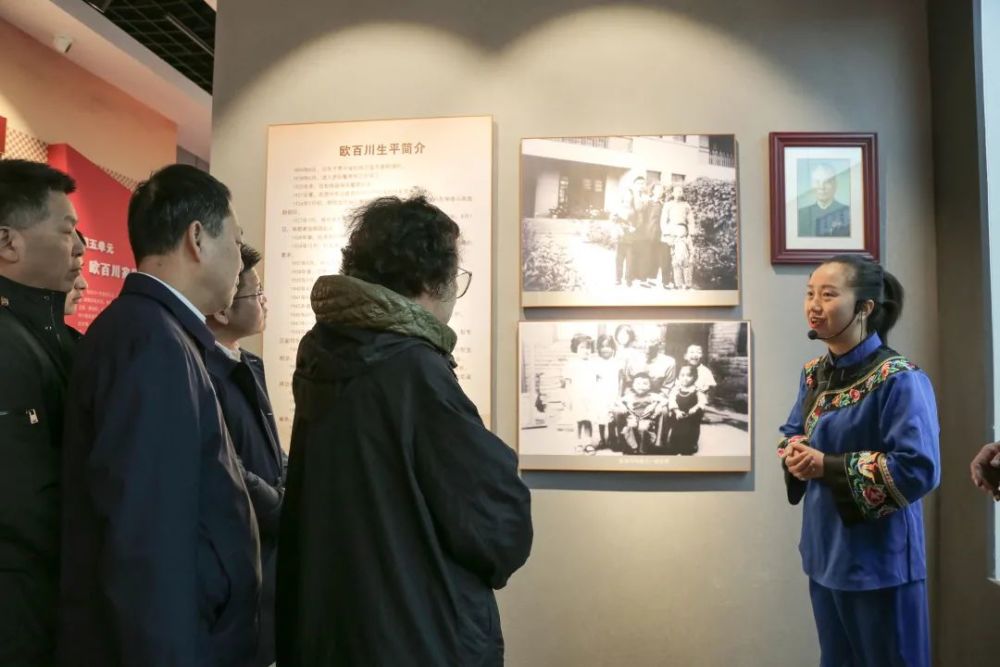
[277,195,533,667]
[613,171,647,287]
[58,165,261,667]
[0,159,83,665]
[207,243,286,667]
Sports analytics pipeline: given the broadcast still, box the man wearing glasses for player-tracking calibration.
[276,195,532,667]
[206,243,285,667]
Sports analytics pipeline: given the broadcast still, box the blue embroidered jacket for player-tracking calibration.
[778,333,940,591]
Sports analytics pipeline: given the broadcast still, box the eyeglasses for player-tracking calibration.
[456,268,472,299]
[233,288,266,303]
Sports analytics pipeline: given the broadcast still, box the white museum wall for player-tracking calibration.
[211,0,938,664]
[0,19,176,184]
[985,0,1000,576]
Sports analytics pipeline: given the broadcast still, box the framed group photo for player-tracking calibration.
[517,319,751,472]
[769,132,879,264]
[520,134,740,307]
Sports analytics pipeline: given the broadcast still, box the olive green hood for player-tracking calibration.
[310,274,457,354]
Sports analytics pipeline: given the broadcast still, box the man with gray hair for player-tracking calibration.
[797,162,851,237]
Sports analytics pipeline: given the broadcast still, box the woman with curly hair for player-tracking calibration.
[777,255,939,667]
[277,195,533,667]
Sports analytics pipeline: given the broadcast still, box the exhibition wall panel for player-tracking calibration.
[263,117,494,441]
[212,0,938,664]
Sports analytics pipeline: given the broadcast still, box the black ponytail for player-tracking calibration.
[822,254,904,344]
[875,271,904,343]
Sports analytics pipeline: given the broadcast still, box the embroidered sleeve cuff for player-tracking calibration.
[824,451,908,524]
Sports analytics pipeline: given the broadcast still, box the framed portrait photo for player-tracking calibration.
[517,319,751,472]
[520,134,740,307]
[769,132,879,264]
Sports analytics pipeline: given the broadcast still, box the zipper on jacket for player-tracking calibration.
[0,409,39,424]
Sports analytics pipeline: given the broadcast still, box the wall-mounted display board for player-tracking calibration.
[517,319,751,472]
[520,134,739,307]
[264,116,494,444]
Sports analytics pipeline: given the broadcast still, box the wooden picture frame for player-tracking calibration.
[517,319,751,472]
[769,132,879,264]
[520,134,740,306]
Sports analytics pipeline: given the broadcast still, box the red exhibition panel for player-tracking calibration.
[48,144,135,333]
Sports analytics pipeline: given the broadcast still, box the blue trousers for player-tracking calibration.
[808,579,929,667]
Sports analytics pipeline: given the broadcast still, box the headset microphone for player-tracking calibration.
[807,303,862,341]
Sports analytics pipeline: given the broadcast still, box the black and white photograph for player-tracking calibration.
[520,135,739,307]
[517,320,751,472]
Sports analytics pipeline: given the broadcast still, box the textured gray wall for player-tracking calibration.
[212,1,938,664]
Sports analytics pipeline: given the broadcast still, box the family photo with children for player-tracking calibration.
[518,321,750,470]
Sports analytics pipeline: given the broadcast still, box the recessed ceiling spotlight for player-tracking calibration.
[52,34,74,55]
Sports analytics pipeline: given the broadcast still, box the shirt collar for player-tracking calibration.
[135,272,206,324]
[830,332,883,368]
[121,273,216,351]
[214,341,243,363]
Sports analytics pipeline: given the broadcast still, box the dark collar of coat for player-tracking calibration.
[0,273,68,331]
[240,349,270,375]
[121,273,215,350]
[241,349,263,366]
[205,341,244,376]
